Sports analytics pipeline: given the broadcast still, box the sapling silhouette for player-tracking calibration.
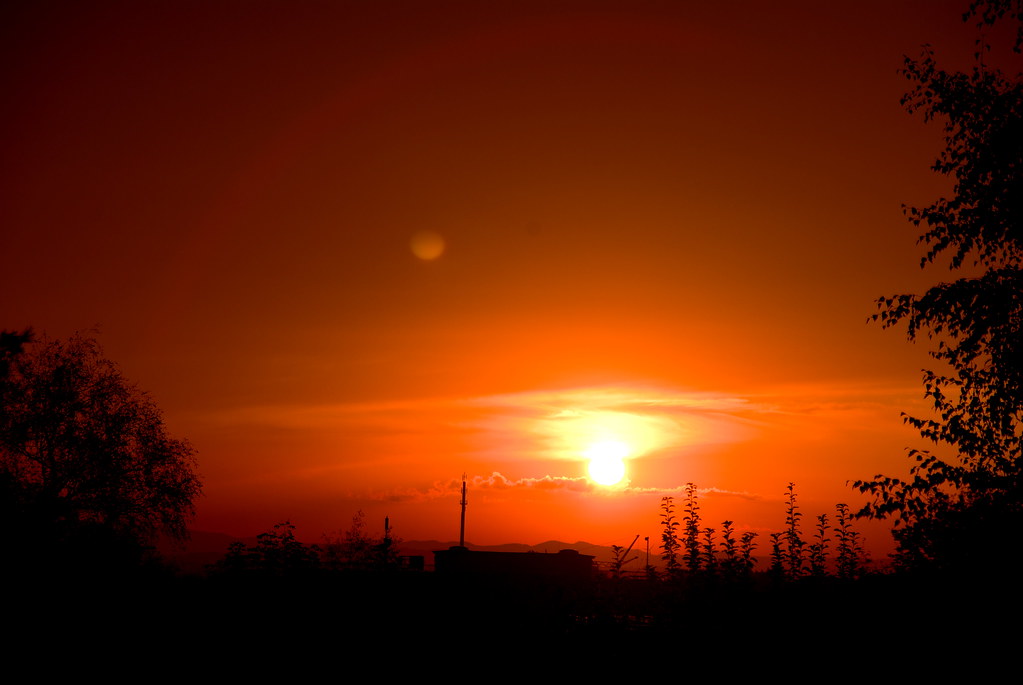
[769,532,785,581]
[701,527,718,578]
[808,514,830,577]
[784,483,805,579]
[720,523,758,583]
[834,503,866,580]
[609,541,639,580]
[720,520,739,580]
[683,483,702,573]
[739,532,759,577]
[660,496,681,574]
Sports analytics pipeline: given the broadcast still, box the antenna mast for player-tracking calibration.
[459,473,467,547]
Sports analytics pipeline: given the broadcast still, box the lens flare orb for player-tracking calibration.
[410,230,445,260]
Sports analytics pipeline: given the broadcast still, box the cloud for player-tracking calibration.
[192,379,921,497]
[363,471,764,504]
[459,384,769,463]
[199,379,914,442]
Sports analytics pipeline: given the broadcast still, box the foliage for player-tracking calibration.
[649,483,893,587]
[646,485,865,587]
[682,482,702,573]
[808,514,829,578]
[0,329,33,378]
[209,514,403,577]
[966,0,1023,53]
[609,542,639,580]
[738,532,758,577]
[768,532,785,580]
[320,510,401,571]
[700,527,718,578]
[659,496,681,573]
[834,503,866,580]
[853,1,1023,573]
[0,332,202,553]
[720,520,739,579]
[212,521,321,576]
[783,483,805,579]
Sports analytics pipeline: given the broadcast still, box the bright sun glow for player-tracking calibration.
[585,439,629,486]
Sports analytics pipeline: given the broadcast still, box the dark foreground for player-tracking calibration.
[7,565,1018,677]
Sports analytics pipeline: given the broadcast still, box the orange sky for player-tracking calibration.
[2,1,1008,559]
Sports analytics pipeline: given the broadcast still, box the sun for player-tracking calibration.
[585,439,629,486]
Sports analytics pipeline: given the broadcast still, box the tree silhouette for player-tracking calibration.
[320,510,401,571]
[211,521,320,577]
[854,2,1023,573]
[0,332,202,566]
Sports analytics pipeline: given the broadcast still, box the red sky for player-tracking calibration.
[3,1,1011,559]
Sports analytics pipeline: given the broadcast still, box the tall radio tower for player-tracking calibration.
[459,473,467,548]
